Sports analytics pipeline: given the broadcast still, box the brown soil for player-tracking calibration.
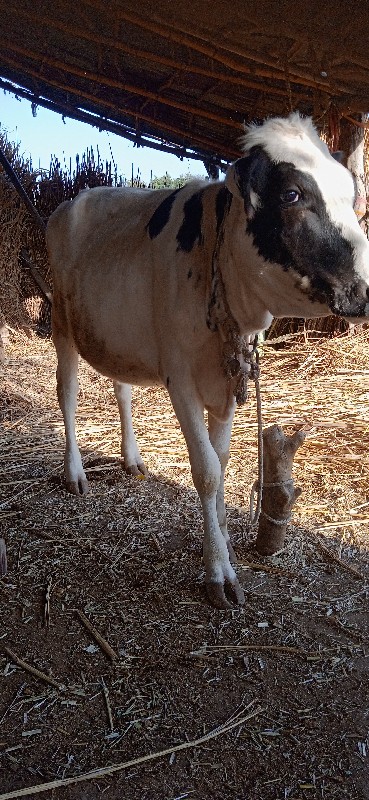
[1,330,369,800]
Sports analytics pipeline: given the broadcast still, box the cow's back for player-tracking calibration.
[47,185,175,269]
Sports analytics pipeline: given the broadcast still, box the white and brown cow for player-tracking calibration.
[46,113,369,608]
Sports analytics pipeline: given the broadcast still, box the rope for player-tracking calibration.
[249,477,294,528]
[248,339,264,527]
[260,509,291,526]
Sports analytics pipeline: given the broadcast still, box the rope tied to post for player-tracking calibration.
[249,477,294,528]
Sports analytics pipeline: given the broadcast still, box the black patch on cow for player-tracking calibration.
[331,150,345,165]
[215,186,233,235]
[146,188,182,239]
[176,191,204,252]
[246,158,366,316]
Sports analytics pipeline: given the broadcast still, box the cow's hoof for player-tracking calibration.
[226,540,237,564]
[66,478,90,496]
[125,462,148,478]
[226,578,245,606]
[206,577,245,609]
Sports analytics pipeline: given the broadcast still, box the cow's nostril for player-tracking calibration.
[366,286,369,301]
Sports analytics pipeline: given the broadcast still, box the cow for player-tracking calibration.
[46,112,369,609]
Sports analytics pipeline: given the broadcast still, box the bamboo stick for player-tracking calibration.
[0,8,309,101]
[0,703,262,800]
[84,0,338,93]
[0,0,332,94]
[2,41,244,130]
[0,77,227,163]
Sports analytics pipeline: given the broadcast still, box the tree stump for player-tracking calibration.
[254,424,306,555]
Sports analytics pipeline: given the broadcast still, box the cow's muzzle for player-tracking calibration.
[329,279,369,319]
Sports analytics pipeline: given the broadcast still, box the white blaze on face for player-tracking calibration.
[243,113,369,284]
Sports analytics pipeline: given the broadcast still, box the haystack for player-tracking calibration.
[0,135,139,339]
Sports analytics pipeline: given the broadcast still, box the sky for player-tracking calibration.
[0,88,207,183]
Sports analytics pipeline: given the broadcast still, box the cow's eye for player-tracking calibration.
[280,189,300,204]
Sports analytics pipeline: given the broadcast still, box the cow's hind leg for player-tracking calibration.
[169,386,244,609]
[53,330,89,496]
[208,409,237,564]
[113,381,147,477]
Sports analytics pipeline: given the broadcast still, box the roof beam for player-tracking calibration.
[2,40,244,132]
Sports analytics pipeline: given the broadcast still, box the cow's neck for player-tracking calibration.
[206,219,266,405]
[216,206,273,335]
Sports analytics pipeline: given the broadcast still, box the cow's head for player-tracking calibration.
[225,113,369,320]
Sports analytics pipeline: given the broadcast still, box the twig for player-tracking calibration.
[240,559,295,577]
[190,644,332,658]
[25,528,118,565]
[0,538,7,576]
[0,682,27,725]
[3,646,65,691]
[101,677,114,732]
[75,610,118,662]
[312,532,367,580]
[151,532,164,554]
[0,703,263,799]
[44,575,53,628]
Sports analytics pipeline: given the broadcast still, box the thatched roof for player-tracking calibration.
[1,0,369,167]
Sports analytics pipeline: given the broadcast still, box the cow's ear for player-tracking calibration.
[225,146,271,218]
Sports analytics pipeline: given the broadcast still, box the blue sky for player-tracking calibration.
[0,89,206,182]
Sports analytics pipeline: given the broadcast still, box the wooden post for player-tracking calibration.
[339,115,368,235]
[254,424,305,555]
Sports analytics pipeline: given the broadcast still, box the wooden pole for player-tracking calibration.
[0,149,46,233]
[254,425,305,555]
[339,114,368,235]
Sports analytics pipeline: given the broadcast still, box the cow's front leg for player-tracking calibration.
[53,329,89,496]
[208,407,237,564]
[113,381,147,476]
[170,388,244,609]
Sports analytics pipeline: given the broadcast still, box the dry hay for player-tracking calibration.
[0,140,138,336]
[0,150,32,331]
[0,328,369,799]
[0,131,52,335]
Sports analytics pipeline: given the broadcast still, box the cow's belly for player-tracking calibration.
[79,345,162,386]
[72,312,161,386]
[57,267,161,385]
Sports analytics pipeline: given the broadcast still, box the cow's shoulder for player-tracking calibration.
[146,179,232,252]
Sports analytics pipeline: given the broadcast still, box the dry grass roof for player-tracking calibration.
[1,1,369,165]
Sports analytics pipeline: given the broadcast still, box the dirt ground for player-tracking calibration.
[1,329,369,800]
